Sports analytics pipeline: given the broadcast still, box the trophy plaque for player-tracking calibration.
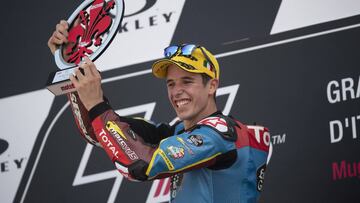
[46,0,124,96]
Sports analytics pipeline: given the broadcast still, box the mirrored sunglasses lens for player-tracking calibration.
[181,44,196,55]
[164,46,178,58]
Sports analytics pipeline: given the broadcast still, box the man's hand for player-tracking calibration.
[48,20,69,55]
[70,57,104,111]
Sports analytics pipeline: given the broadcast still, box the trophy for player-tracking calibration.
[46,0,124,96]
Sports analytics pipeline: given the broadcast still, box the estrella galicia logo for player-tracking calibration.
[256,164,266,192]
[0,138,9,156]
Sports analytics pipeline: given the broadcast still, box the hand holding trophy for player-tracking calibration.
[48,20,69,55]
[45,0,125,147]
[46,0,124,96]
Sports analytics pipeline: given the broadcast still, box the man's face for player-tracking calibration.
[166,64,214,124]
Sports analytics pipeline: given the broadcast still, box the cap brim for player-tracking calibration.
[152,59,184,79]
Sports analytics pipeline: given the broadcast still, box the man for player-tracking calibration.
[48,20,270,203]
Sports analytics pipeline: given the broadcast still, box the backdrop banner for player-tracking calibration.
[0,0,359,203]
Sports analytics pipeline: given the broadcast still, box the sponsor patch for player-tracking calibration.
[158,149,175,170]
[176,137,194,155]
[256,164,266,192]
[70,93,100,146]
[170,174,184,200]
[98,128,120,159]
[106,121,127,140]
[105,121,139,160]
[166,146,185,159]
[187,135,203,146]
[127,128,137,140]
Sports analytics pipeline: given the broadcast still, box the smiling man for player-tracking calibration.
[163,66,218,129]
[48,21,270,202]
[152,44,220,130]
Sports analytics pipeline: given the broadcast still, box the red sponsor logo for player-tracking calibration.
[98,128,120,159]
[60,83,75,91]
[332,160,360,181]
[236,125,270,152]
[93,118,133,165]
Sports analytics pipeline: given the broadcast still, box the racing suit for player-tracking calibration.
[68,92,270,202]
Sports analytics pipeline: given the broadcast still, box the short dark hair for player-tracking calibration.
[200,73,217,102]
[200,73,212,86]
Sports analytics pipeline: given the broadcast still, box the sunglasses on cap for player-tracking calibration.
[163,44,217,78]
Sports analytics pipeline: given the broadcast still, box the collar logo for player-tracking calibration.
[0,138,9,156]
[198,117,228,133]
[55,0,125,69]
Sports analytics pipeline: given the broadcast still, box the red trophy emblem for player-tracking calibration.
[46,0,124,96]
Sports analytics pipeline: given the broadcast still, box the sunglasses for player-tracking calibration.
[163,44,216,78]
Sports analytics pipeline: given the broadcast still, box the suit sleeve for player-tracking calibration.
[145,126,236,179]
[88,101,174,181]
[88,102,236,181]
[68,92,170,147]
[67,92,101,147]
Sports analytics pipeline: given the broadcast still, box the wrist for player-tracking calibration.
[88,101,112,122]
[85,99,104,111]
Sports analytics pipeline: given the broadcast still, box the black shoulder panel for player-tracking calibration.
[207,149,237,170]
